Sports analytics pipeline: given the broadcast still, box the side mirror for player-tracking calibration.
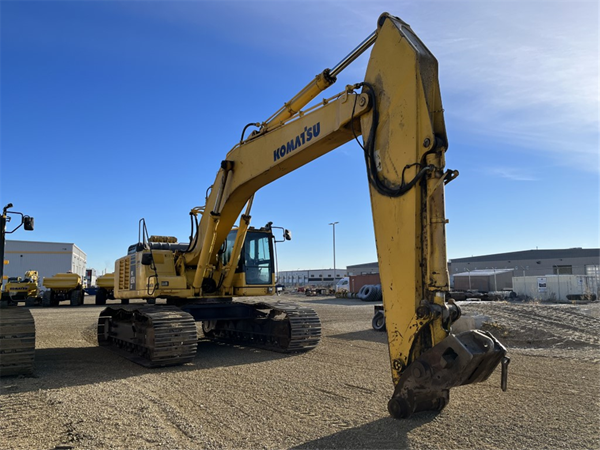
[23,216,34,231]
[284,229,292,241]
[141,253,153,266]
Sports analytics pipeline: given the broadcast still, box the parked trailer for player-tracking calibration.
[42,273,84,306]
[305,287,332,296]
[94,273,116,305]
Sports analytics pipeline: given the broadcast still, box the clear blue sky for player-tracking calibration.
[1,1,598,274]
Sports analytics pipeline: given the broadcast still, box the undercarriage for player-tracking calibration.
[97,300,321,367]
[0,307,35,376]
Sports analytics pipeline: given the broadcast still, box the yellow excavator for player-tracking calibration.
[98,12,509,418]
[1,270,41,305]
[0,13,509,418]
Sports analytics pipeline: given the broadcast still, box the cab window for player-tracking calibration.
[244,232,273,285]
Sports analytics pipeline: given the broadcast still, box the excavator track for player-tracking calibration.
[0,307,35,376]
[97,305,198,368]
[202,301,321,352]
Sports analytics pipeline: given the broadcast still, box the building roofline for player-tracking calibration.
[7,239,76,246]
[449,248,599,263]
[454,269,514,276]
[278,268,347,273]
[346,262,378,269]
[6,239,86,255]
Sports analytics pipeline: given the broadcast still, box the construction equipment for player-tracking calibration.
[0,203,36,377]
[42,273,85,306]
[94,273,115,305]
[97,12,508,418]
[99,224,321,367]
[1,270,42,306]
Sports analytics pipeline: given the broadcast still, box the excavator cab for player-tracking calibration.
[222,226,277,292]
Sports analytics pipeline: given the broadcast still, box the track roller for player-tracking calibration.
[202,301,321,353]
[98,305,198,368]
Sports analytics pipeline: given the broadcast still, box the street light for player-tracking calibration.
[329,222,338,287]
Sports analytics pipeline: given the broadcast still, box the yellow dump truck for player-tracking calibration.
[1,270,42,306]
[94,273,116,305]
[42,273,84,307]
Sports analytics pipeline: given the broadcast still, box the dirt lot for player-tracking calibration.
[1,294,599,450]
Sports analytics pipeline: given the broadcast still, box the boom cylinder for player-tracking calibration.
[265,30,377,128]
[329,30,377,77]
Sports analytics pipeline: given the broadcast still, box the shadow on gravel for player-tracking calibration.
[292,415,438,449]
[301,297,375,307]
[26,296,146,309]
[1,339,293,394]
[329,329,388,344]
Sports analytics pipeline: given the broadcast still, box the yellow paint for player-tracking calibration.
[111,14,455,390]
[360,15,450,384]
[42,273,81,289]
[96,273,114,289]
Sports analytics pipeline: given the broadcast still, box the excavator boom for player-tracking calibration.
[107,12,508,418]
[183,13,508,417]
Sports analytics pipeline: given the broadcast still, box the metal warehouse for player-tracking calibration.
[452,269,514,292]
[291,248,599,292]
[448,248,599,279]
[347,262,379,275]
[4,240,87,287]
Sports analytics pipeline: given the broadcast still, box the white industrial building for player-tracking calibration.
[4,240,87,287]
[513,275,598,302]
[278,269,347,287]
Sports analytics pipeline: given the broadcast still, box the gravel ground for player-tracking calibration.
[1,294,599,450]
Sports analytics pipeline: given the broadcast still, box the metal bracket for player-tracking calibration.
[388,330,508,419]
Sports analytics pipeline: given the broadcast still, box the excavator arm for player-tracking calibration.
[182,88,371,290]
[360,16,509,418]
[181,12,509,418]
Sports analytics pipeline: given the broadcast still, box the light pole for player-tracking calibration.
[329,222,338,288]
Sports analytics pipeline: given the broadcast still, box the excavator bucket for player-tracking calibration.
[387,330,509,419]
